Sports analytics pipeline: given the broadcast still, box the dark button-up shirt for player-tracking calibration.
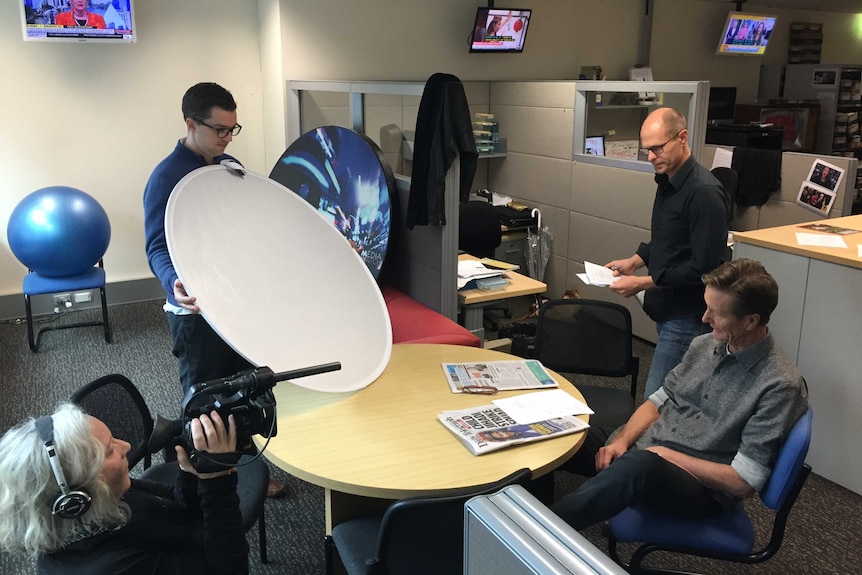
[636,155,730,322]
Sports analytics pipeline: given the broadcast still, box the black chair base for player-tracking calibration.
[25,285,111,352]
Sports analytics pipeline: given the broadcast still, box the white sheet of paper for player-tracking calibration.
[493,389,594,424]
[491,193,512,207]
[577,272,592,285]
[711,147,734,169]
[457,260,505,288]
[858,244,862,257]
[584,261,619,286]
[795,232,848,249]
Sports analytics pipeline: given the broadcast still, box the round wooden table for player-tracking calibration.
[257,343,588,531]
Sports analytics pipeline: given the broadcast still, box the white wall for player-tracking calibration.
[0,0,264,297]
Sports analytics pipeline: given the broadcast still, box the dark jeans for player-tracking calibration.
[167,313,253,395]
[551,450,725,531]
[644,316,712,399]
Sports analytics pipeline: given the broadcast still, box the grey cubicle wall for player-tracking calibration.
[290,79,858,340]
[700,145,858,231]
[486,82,858,343]
[289,80,493,320]
[465,485,628,575]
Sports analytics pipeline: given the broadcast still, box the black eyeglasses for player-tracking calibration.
[640,130,682,156]
[195,119,242,138]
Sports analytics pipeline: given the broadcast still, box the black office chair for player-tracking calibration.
[70,374,270,563]
[533,299,639,477]
[70,374,154,471]
[458,200,501,258]
[711,166,738,223]
[458,200,511,330]
[325,467,532,575]
[711,166,738,261]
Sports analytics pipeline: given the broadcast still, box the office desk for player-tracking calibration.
[458,253,547,341]
[257,343,587,532]
[734,215,862,495]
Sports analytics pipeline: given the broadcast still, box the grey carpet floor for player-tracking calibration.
[1,298,860,574]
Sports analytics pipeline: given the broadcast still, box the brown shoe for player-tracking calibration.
[267,478,288,498]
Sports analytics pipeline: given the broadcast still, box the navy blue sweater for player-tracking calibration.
[144,140,237,306]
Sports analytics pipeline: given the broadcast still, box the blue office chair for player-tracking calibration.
[8,186,112,352]
[23,259,111,352]
[607,407,813,574]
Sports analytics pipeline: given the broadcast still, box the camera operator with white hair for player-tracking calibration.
[0,404,248,574]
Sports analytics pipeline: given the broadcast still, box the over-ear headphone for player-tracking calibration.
[35,416,92,520]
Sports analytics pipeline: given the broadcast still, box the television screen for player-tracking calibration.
[20,0,136,43]
[470,8,531,53]
[716,12,776,55]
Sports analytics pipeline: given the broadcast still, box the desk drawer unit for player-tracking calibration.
[495,231,528,272]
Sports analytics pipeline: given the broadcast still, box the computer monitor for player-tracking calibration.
[708,87,737,124]
[585,136,605,156]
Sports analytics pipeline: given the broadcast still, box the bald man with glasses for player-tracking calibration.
[606,107,731,400]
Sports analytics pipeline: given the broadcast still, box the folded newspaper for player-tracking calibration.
[438,402,589,456]
[443,360,558,393]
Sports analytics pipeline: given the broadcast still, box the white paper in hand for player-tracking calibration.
[584,261,619,287]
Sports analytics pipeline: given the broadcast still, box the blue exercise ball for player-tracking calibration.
[7,186,111,278]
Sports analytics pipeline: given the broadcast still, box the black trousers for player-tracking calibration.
[551,449,726,531]
[167,313,252,395]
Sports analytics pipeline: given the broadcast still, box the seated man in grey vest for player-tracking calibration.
[551,258,808,530]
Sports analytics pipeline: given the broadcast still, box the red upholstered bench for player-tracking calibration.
[382,285,480,347]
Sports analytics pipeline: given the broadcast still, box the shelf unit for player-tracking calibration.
[832,67,862,212]
[788,22,823,65]
[573,81,709,172]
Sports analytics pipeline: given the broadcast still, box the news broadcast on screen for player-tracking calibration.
[716,12,776,55]
[20,0,136,43]
[470,8,531,53]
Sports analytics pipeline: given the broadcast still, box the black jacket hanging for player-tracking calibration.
[406,73,478,228]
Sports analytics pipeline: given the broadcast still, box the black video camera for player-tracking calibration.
[149,362,341,473]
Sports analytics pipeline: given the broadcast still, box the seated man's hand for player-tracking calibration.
[595,440,627,472]
[176,412,237,479]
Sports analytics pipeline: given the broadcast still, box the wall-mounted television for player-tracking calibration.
[470,7,531,53]
[20,0,137,43]
[716,12,776,56]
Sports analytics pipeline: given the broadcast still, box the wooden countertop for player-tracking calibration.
[733,214,862,270]
[458,253,547,305]
[257,344,586,500]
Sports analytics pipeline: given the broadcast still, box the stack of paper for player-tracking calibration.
[438,390,593,455]
[577,261,645,306]
[578,261,619,287]
[458,259,506,289]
